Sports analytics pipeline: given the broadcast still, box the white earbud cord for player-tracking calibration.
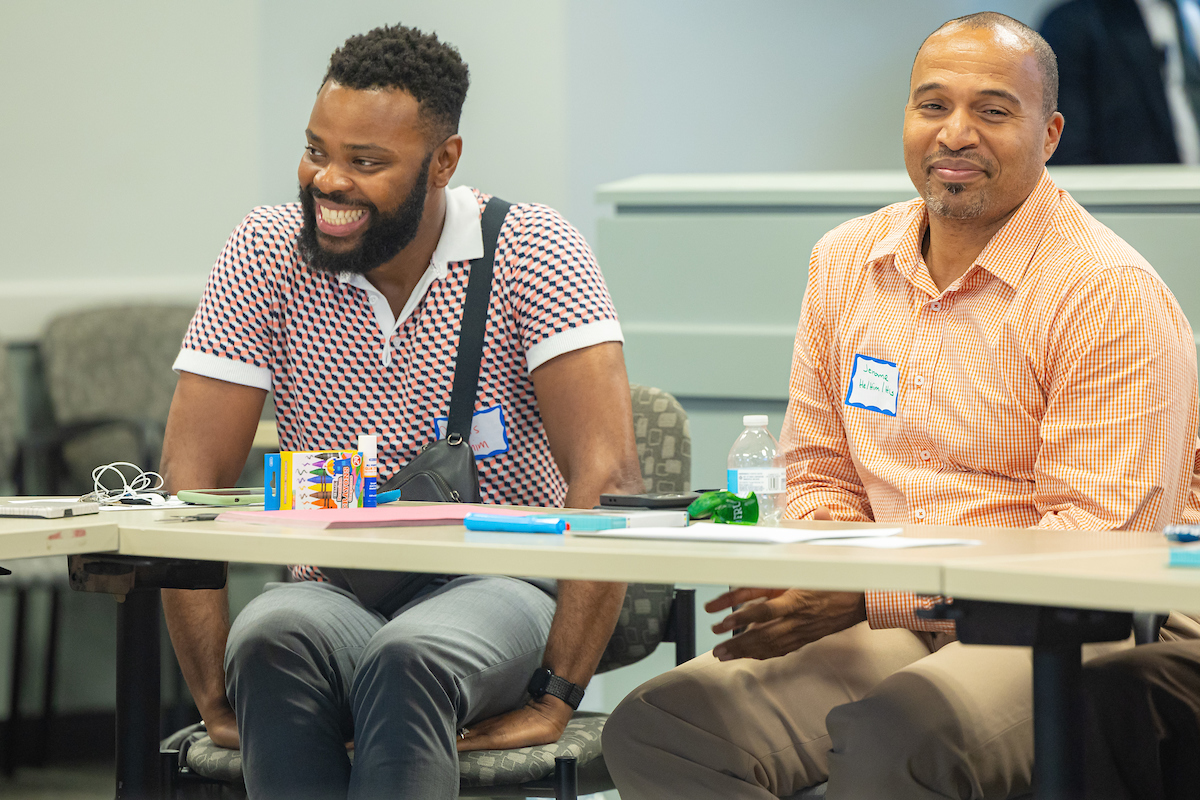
[84,461,166,504]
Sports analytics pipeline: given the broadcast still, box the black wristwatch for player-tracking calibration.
[527,667,585,710]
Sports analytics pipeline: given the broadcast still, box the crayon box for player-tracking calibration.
[265,450,362,510]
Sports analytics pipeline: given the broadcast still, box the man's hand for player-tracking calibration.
[204,704,240,749]
[456,695,573,752]
[707,588,867,661]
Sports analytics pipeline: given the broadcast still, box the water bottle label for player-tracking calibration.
[728,468,786,495]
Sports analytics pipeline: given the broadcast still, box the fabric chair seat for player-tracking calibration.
[458,712,606,788]
[181,730,243,785]
[183,712,609,789]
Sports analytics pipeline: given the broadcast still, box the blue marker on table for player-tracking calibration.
[1166,524,1200,543]
[463,513,569,534]
[376,489,403,505]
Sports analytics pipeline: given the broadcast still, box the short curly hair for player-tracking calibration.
[323,24,470,141]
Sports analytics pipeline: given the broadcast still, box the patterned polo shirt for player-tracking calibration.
[175,186,623,579]
[781,170,1200,631]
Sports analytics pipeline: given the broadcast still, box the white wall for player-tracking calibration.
[0,1,262,339]
[565,0,1059,242]
[1,1,1066,341]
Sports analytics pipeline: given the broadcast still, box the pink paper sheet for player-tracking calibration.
[216,505,527,529]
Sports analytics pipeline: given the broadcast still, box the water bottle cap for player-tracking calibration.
[742,414,769,427]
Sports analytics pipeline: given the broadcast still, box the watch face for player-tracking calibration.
[527,667,552,697]
[527,667,584,709]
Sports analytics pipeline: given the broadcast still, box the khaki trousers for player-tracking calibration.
[603,621,1132,800]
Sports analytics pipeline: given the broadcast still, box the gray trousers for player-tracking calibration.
[224,576,556,800]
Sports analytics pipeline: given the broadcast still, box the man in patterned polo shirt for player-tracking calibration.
[159,25,644,799]
[605,12,1200,800]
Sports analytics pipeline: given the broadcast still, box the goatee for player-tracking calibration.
[297,152,433,276]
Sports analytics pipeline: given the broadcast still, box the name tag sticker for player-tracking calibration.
[845,355,900,416]
[434,405,511,459]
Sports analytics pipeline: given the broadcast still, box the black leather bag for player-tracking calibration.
[321,198,511,615]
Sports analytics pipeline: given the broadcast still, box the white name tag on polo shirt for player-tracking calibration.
[434,405,511,459]
[845,355,899,416]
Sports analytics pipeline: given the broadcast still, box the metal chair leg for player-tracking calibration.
[553,756,577,800]
[33,586,62,766]
[3,587,29,776]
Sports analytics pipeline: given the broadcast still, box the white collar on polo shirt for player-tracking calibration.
[336,186,485,364]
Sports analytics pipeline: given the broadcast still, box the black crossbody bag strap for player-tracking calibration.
[446,197,511,438]
[320,197,512,614]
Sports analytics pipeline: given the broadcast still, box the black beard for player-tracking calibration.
[297,153,432,276]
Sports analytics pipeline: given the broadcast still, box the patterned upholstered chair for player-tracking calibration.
[629,383,690,493]
[23,304,196,494]
[160,383,696,799]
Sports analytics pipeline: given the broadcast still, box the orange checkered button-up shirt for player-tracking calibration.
[780,170,1200,631]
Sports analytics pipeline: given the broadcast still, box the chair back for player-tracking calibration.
[594,385,691,673]
[41,305,196,426]
[39,304,196,485]
[596,583,677,673]
[629,383,690,493]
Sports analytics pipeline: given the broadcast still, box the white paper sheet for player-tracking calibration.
[807,537,981,549]
[99,497,198,511]
[570,522,903,545]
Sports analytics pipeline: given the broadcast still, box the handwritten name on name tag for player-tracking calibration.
[434,405,511,459]
[845,354,899,416]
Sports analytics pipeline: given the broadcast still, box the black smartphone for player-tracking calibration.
[599,492,700,509]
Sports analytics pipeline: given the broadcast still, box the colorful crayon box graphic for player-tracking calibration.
[330,455,365,509]
[266,450,360,510]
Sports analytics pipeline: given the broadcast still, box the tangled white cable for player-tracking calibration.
[85,461,166,505]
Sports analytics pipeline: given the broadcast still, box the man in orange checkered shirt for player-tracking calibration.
[605,11,1200,800]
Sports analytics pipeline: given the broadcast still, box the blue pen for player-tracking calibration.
[463,513,568,534]
[376,489,403,505]
[1166,524,1200,543]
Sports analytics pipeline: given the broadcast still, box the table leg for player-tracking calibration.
[115,590,160,800]
[1033,639,1085,800]
[920,600,1129,800]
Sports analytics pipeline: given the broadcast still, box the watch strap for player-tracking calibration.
[543,672,585,710]
[529,667,585,710]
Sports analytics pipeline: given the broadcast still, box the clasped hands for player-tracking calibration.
[709,587,868,661]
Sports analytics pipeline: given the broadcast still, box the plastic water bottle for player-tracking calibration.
[727,415,785,525]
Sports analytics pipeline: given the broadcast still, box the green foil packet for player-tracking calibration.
[687,490,759,524]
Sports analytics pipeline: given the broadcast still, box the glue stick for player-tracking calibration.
[358,434,379,507]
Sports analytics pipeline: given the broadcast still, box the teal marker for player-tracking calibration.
[376,489,402,504]
[463,513,568,534]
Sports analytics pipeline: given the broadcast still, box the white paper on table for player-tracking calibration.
[807,537,981,549]
[99,497,196,511]
[570,522,903,545]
